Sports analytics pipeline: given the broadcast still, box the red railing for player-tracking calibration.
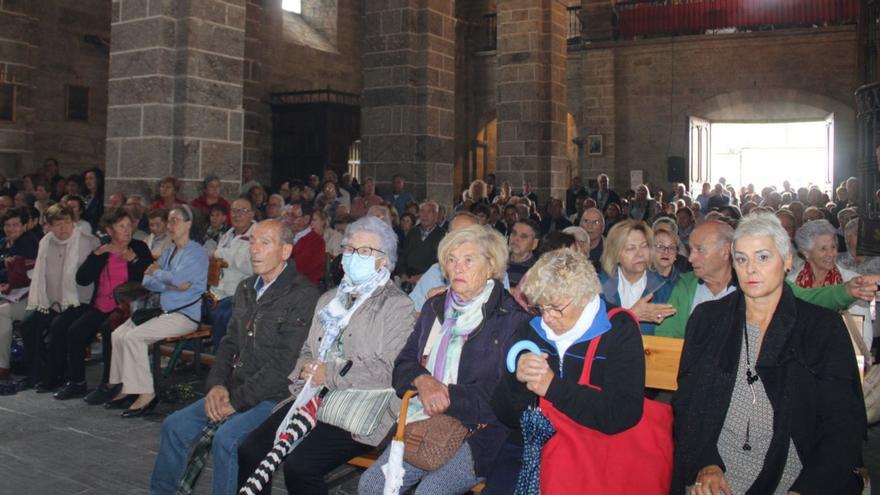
[617,0,861,39]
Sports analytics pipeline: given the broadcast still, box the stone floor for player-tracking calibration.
[0,361,361,495]
[1,359,879,495]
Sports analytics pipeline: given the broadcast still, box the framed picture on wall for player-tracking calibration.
[587,134,603,156]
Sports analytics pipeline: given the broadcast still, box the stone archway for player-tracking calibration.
[687,88,856,186]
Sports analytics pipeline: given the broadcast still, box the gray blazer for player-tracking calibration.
[279,280,416,447]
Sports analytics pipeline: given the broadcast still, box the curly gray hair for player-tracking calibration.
[342,215,399,271]
[794,219,837,255]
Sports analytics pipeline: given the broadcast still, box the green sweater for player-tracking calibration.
[655,272,856,338]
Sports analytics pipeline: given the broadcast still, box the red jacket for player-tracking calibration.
[191,195,231,224]
[293,229,325,287]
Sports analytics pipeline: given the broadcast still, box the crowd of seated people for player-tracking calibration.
[0,157,879,494]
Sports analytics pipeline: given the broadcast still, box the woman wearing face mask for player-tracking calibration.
[237,216,416,494]
[359,225,530,495]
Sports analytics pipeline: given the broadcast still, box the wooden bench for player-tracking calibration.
[150,293,217,392]
[345,335,684,490]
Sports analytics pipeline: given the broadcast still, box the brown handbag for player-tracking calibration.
[403,414,470,471]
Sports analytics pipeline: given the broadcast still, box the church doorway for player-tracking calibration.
[690,117,834,194]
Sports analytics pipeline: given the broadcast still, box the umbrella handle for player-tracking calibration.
[506,340,542,372]
[395,390,417,441]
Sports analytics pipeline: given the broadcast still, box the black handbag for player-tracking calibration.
[131,297,202,326]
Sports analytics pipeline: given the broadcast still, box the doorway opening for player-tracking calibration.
[689,118,834,193]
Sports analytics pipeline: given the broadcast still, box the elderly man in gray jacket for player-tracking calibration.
[150,219,320,495]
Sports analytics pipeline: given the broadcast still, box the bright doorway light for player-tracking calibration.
[282,0,302,14]
[710,121,832,193]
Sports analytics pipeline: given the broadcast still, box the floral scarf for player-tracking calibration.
[794,260,842,288]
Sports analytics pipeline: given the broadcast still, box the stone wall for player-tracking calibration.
[603,26,859,192]
[462,23,859,198]
[105,0,246,200]
[243,0,363,187]
[0,0,110,179]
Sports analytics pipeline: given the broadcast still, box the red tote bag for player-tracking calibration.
[538,310,674,495]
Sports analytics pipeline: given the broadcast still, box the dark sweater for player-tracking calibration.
[0,233,38,283]
[672,285,866,494]
[401,225,445,277]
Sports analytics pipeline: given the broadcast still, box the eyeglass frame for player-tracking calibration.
[341,244,386,258]
[654,243,677,253]
[529,298,575,319]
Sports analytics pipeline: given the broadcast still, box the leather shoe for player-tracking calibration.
[121,396,158,418]
[54,381,88,400]
[84,383,120,405]
[35,380,62,393]
[104,394,136,410]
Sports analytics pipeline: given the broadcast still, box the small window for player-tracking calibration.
[282,0,302,14]
[66,85,90,121]
[0,84,14,121]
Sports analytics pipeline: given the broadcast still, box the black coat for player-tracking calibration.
[672,285,866,494]
[75,239,153,304]
[393,282,529,477]
[491,304,644,443]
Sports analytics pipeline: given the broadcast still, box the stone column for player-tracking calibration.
[496,0,568,204]
[0,0,37,177]
[359,0,456,204]
[106,0,246,199]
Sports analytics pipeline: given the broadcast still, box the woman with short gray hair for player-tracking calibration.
[674,212,866,494]
[238,215,415,493]
[108,204,208,416]
[789,218,873,351]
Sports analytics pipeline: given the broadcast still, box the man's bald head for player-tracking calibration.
[448,212,479,232]
[688,220,735,285]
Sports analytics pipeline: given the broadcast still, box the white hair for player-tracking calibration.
[342,216,398,271]
[733,211,792,259]
[794,219,837,255]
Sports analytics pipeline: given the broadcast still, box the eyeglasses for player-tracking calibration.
[342,245,385,257]
[581,219,601,226]
[529,298,574,319]
[654,243,677,253]
[231,208,253,215]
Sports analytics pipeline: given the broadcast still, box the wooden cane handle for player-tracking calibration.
[395,390,417,441]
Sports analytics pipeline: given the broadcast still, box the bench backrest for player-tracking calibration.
[643,335,683,391]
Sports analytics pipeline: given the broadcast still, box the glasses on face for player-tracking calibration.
[530,298,574,319]
[168,217,184,225]
[582,219,601,226]
[231,208,252,215]
[341,245,385,257]
[654,243,677,253]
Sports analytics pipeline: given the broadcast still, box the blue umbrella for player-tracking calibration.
[507,340,557,495]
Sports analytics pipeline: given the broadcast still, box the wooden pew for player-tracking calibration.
[345,334,685,491]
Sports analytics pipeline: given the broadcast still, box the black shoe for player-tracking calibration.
[121,396,158,418]
[84,383,120,405]
[35,380,62,393]
[54,381,88,400]
[104,394,136,410]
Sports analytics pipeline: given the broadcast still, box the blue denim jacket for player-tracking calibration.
[143,240,208,322]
